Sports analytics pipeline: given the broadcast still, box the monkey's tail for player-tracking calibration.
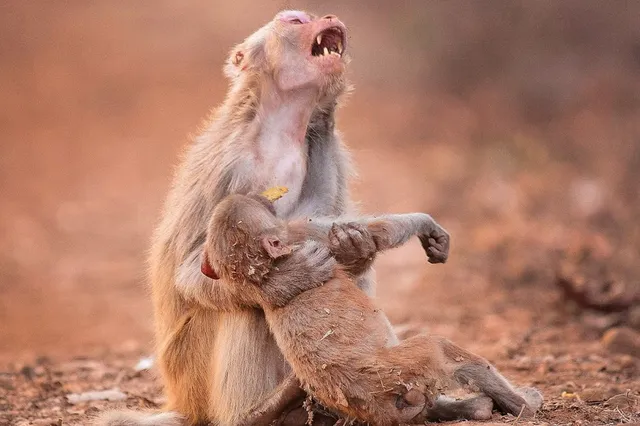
[93,410,185,426]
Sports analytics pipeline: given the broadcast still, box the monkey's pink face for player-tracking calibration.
[272,11,347,78]
[228,11,348,93]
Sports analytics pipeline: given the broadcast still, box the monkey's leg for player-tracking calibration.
[157,311,214,425]
[236,374,304,426]
[424,395,494,421]
[208,310,289,426]
[430,336,542,418]
[380,334,542,422]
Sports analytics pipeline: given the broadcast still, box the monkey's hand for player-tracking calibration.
[262,241,336,307]
[328,222,377,276]
[417,224,450,264]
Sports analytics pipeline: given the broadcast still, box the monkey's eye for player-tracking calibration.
[277,11,311,24]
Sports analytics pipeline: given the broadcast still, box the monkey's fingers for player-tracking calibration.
[418,235,447,263]
[431,233,450,257]
[427,238,446,253]
[329,223,355,254]
[427,247,447,264]
[344,223,376,258]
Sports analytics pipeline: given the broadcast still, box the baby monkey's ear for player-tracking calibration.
[201,251,220,280]
[261,235,292,259]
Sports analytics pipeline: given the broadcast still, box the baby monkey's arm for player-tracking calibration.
[259,240,337,308]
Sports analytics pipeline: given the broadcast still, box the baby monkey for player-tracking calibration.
[202,194,542,425]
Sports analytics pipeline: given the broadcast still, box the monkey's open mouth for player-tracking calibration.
[311,27,345,58]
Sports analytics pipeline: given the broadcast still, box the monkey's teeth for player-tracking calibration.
[330,51,341,57]
[317,35,322,45]
[337,41,343,54]
[323,47,329,56]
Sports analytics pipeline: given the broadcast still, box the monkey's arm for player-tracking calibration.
[176,240,337,310]
[290,213,450,266]
[259,240,337,308]
[176,246,260,310]
[287,220,377,276]
[365,213,450,263]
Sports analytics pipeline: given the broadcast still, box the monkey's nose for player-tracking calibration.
[322,14,338,21]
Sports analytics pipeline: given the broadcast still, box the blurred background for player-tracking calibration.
[1,0,639,368]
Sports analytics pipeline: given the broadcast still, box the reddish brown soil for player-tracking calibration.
[1,3,638,425]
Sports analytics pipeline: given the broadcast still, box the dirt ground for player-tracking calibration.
[1,2,639,426]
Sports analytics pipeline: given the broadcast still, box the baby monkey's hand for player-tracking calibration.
[328,222,377,276]
[261,240,337,307]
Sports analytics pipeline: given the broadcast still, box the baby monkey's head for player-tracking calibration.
[201,194,292,284]
[224,10,348,97]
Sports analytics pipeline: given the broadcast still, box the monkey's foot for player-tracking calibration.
[420,395,494,422]
[516,387,544,413]
[277,405,338,426]
[396,388,427,422]
[494,387,543,418]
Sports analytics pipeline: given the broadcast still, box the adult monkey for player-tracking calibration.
[96,10,490,426]
[98,10,384,426]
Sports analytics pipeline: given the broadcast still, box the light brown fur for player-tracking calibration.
[95,10,542,426]
[150,11,356,426]
[204,194,543,425]
[96,10,384,426]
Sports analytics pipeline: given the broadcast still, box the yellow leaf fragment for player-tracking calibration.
[561,391,580,399]
[261,186,289,202]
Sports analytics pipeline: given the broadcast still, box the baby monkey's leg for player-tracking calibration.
[375,334,541,422]
[236,373,340,426]
[425,395,494,422]
[410,335,542,421]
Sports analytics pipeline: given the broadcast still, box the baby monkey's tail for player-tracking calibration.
[93,410,184,426]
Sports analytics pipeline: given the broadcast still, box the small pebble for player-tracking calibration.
[134,356,155,372]
[602,327,640,358]
[67,388,127,404]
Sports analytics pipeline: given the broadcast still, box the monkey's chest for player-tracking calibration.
[256,142,307,217]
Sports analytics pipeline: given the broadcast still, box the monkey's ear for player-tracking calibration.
[201,251,220,280]
[224,25,269,80]
[232,51,245,67]
[261,235,292,259]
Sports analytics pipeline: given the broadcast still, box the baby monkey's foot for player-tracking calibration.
[516,387,544,414]
[329,222,377,274]
[418,395,493,422]
[418,227,450,264]
[396,388,427,422]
